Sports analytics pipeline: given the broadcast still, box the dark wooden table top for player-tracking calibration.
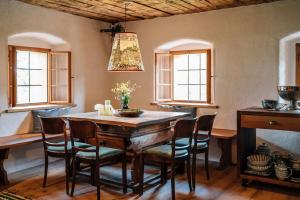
[63,110,190,128]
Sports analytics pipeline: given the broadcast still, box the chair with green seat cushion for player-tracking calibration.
[68,120,127,200]
[77,146,122,159]
[144,145,188,158]
[48,141,91,152]
[139,118,197,200]
[39,116,73,195]
[189,114,216,190]
[175,138,208,149]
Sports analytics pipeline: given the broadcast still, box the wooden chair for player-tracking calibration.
[39,117,90,194]
[139,118,197,200]
[68,120,127,200]
[176,114,216,190]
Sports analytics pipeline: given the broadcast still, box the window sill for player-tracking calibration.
[150,101,219,109]
[5,103,76,113]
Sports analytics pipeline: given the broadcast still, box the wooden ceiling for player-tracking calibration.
[17,0,282,23]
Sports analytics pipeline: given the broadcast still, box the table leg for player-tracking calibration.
[0,148,9,186]
[217,138,233,170]
[177,162,185,174]
[131,152,141,193]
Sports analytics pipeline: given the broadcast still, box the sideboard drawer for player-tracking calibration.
[241,115,300,131]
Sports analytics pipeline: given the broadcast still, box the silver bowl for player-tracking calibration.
[277,86,300,110]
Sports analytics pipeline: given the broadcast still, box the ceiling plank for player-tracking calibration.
[18,0,119,22]
[76,0,145,20]
[180,0,206,11]
[17,0,284,23]
[132,1,174,16]
[166,0,202,12]
[46,0,136,20]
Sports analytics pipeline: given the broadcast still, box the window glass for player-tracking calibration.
[155,50,210,103]
[174,54,188,70]
[16,50,48,104]
[200,53,207,69]
[174,85,188,100]
[189,54,200,70]
[189,85,200,101]
[189,70,200,84]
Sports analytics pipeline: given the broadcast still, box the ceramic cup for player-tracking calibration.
[292,159,300,171]
[275,164,292,180]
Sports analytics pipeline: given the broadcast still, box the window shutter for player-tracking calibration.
[8,46,16,107]
[48,51,71,104]
[155,53,172,101]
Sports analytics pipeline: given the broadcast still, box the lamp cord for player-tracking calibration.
[124,2,127,31]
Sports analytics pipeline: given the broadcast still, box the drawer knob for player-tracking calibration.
[269,120,277,125]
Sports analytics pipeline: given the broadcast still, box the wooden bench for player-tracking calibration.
[207,128,236,169]
[0,133,64,186]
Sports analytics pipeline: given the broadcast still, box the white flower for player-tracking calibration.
[111,81,138,99]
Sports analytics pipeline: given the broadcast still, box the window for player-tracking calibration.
[155,49,211,103]
[8,46,72,107]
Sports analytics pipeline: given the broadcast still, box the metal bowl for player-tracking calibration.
[277,86,300,101]
[277,86,300,110]
[261,99,278,109]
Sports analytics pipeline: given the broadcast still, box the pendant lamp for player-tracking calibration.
[107,2,144,72]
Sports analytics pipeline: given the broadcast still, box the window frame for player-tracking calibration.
[154,52,173,102]
[48,51,72,104]
[155,49,212,104]
[8,45,72,107]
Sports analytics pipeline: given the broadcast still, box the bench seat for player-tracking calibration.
[210,128,236,169]
[0,133,64,150]
[0,133,64,186]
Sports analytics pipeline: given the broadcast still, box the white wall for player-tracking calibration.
[0,0,111,173]
[2,0,300,173]
[109,0,300,160]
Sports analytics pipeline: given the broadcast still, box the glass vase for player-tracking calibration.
[121,95,129,110]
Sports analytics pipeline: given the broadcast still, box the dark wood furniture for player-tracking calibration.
[209,128,236,169]
[175,114,216,190]
[63,110,190,193]
[40,117,74,194]
[192,114,216,185]
[158,104,235,169]
[140,118,196,200]
[238,107,300,189]
[0,133,65,186]
[68,120,127,200]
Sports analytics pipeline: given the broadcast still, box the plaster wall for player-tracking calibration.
[109,0,300,161]
[0,0,111,173]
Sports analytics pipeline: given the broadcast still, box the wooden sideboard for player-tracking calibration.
[237,107,300,189]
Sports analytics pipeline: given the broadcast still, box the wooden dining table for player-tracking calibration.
[63,110,190,192]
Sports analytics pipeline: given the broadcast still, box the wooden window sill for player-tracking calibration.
[150,101,219,109]
[5,103,76,113]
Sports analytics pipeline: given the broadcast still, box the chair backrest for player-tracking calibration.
[68,119,97,141]
[194,114,216,141]
[173,118,197,139]
[68,119,99,147]
[39,116,66,135]
[39,117,67,151]
[68,119,99,159]
[171,118,197,158]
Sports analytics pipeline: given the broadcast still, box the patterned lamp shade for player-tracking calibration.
[108,32,144,71]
